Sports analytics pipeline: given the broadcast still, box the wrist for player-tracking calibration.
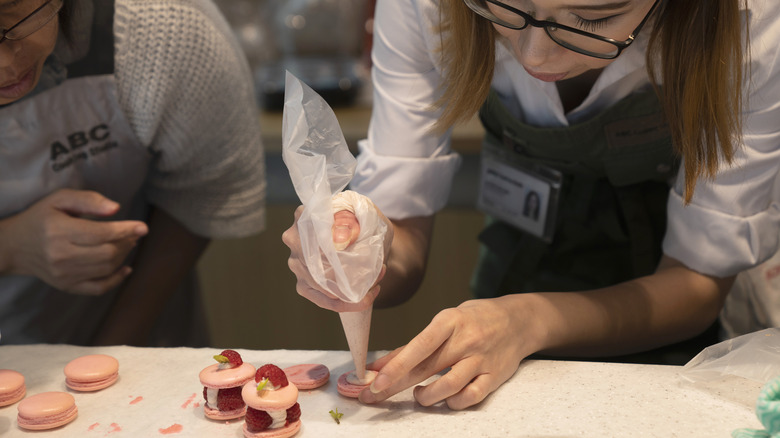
[494,293,555,357]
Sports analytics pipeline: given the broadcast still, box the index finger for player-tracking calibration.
[362,314,455,399]
[70,219,148,246]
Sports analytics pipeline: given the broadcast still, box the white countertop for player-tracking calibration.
[0,344,763,437]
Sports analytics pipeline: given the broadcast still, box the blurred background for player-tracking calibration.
[198,0,486,352]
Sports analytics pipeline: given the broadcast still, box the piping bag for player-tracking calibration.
[282,71,388,381]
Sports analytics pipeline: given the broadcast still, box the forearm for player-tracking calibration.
[0,215,15,274]
[92,208,210,346]
[510,256,734,357]
[374,215,434,308]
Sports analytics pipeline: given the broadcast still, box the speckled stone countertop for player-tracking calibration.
[0,345,763,437]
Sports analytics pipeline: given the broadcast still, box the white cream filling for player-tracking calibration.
[268,409,287,429]
[257,379,280,391]
[206,387,218,408]
[346,370,377,385]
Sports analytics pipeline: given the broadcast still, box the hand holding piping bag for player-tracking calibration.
[281,72,391,381]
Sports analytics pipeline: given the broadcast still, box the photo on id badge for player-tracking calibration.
[477,157,551,238]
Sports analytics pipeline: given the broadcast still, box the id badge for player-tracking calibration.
[477,141,562,242]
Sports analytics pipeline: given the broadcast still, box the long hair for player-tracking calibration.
[434,0,749,203]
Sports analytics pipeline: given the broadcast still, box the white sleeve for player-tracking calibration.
[662,1,780,276]
[350,0,461,219]
[113,0,266,239]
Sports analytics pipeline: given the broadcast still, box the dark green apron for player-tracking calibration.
[472,88,679,298]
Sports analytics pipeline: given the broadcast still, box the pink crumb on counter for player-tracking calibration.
[86,422,122,433]
[159,423,183,434]
[129,396,143,405]
[180,393,196,409]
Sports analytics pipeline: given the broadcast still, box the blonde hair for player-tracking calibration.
[434,0,748,203]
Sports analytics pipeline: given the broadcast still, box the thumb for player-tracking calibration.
[51,189,120,217]
[333,210,360,250]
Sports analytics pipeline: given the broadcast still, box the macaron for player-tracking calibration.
[64,354,119,391]
[241,382,301,438]
[337,370,378,398]
[241,364,301,438]
[242,420,301,438]
[0,369,26,407]
[282,364,330,390]
[200,350,256,420]
[17,391,77,430]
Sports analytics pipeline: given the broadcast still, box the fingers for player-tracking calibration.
[294,275,379,312]
[69,219,148,246]
[45,189,147,245]
[66,266,133,295]
[360,312,455,401]
[49,189,122,217]
[363,348,500,410]
[69,239,138,271]
[281,206,305,250]
[412,358,490,409]
[440,373,495,410]
[332,210,360,250]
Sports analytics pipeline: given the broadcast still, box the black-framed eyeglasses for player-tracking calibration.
[463,0,661,59]
[0,0,64,45]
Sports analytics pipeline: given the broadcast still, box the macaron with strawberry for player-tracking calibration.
[199,349,256,420]
[241,364,301,438]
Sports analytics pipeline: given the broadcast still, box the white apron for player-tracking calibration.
[0,0,178,345]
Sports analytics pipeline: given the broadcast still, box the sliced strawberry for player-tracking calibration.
[217,386,244,411]
[202,386,209,402]
[286,403,301,424]
[255,364,288,388]
[246,407,272,432]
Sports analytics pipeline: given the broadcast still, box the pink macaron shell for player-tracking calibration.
[282,364,330,390]
[66,373,118,392]
[336,371,377,398]
[242,381,298,411]
[64,354,119,391]
[17,391,78,430]
[200,363,256,389]
[204,403,247,420]
[0,369,26,407]
[242,419,301,438]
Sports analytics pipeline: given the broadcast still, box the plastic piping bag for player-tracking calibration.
[282,71,387,380]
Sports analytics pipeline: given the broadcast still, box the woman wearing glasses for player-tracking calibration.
[284,0,780,409]
[0,0,266,346]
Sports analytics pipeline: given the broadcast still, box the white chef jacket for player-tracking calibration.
[351,0,780,278]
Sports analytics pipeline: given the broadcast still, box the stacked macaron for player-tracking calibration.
[0,369,26,407]
[241,364,301,438]
[199,350,256,420]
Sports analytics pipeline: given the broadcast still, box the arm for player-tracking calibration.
[535,256,732,356]
[360,256,733,409]
[91,207,209,346]
[373,215,434,308]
